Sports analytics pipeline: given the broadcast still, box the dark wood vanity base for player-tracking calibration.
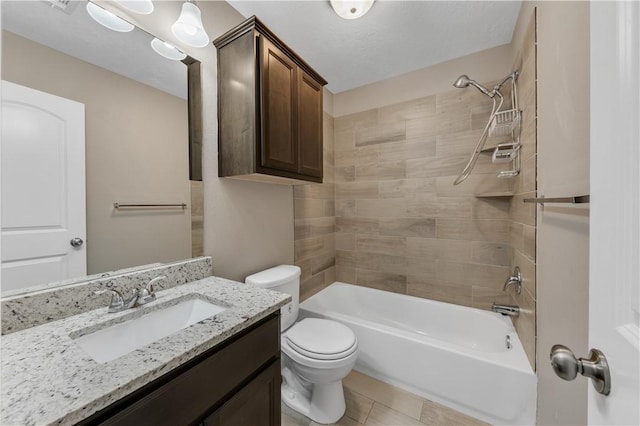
[77,313,281,426]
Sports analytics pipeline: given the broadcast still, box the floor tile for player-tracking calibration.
[420,399,490,426]
[364,403,426,426]
[343,371,424,420]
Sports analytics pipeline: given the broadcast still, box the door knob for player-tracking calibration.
[550,344,611,395]
[70,237,84,247]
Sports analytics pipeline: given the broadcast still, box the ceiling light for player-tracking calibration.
[151,38,187,61]
[330,0,375,20]
[86,2,134,32]
[115,0,154,15]
[171,1,210,48]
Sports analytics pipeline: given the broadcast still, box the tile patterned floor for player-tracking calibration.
[281,371,490,426]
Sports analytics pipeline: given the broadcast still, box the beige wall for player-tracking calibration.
[2,31,191,275]
[334,44,512,117]
[517,2,591,425]
[94,1,295,283]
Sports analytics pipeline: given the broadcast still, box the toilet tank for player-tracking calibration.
[245,265,300,331]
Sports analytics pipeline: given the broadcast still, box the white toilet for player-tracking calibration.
[246,265,358,424]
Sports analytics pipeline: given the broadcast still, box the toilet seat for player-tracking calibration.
[282,318,358,367]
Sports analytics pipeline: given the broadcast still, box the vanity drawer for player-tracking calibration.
[83,313,280,426]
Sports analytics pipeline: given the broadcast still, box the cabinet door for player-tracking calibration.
[259,36,298,173]
[297,69,323,179]
[203,361,281,426]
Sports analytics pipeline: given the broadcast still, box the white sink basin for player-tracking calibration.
[73,297,227,363]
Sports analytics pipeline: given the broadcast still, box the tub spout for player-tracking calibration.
[491,303,520,317]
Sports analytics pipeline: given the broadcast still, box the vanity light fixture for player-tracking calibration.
[115,0,154,15]
[151,38,187,61]
[329,0,375,20]
[86,2,134,32]
[171,0,210,48]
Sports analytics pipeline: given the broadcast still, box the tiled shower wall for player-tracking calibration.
[332,85,516,309]
[294,112,336,301]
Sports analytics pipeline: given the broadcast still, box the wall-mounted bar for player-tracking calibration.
[113,202,187,209]
[523,195,590,204]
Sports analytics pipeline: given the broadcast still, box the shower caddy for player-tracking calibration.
[453,71,522,187]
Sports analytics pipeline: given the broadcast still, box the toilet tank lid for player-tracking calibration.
[245,265,301,288]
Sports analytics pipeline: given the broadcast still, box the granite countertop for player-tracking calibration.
[1,276,290,426]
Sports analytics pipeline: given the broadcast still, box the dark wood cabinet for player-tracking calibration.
[77,314,281,426]
[214,16,327,184]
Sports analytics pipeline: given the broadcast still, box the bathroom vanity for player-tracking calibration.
[0,272,290,426]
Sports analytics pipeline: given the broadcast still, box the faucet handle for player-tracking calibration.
[146,275,167,294]
[503,266,522,294]
[93,288,125,311]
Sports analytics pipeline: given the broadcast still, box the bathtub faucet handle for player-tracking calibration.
[503,266,522,294]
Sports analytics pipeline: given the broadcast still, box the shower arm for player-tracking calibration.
[453,92,504,186]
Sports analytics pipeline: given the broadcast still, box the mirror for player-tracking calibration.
[1,0,203,295]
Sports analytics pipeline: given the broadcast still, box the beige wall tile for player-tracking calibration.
[523,224,536,260]
[406,195,472,218]
[336,182,379,199]
[379,178,436,198]
[377,95,436,124]
[514,249,536,298]
[407,277,472,307]
[355,122,406,147]
[300,272,327,302]
[470,242,510,266]
[437,260,509,289]
[471,198,511,220]
[335,165,356,183]
[356,269,407,294]
[405,115,440,139]
[406,156,468,179]
[355,160,406,181]
[336,233,356,251]
[295,236,325,261]
[356,235,407,256]
[406,237,471,261]
[336,266,356,283]
[512,286,536,371]
[435,174,514,197]
[356,199,408,218]
[356,252,408,275]
[436,218,510,242]
[435,129,484,157]
[336,200,357,217]
[378,218,436,238]
[337,217,379,234]
[471,285,512,311]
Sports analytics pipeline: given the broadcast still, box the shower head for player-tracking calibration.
[453,74,494,97]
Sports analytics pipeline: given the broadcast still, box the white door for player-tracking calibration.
[589,1,640,424]
[1,81,86,292]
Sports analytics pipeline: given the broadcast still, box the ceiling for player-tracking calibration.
[227,0,522,93]
[2,0,187,99]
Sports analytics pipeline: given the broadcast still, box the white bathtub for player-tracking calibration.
[299,282,537,425]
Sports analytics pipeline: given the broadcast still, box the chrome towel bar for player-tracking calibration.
[523,195,590,204]
[114,202,187,209]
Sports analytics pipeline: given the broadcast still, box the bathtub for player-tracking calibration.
[299,282,537,425]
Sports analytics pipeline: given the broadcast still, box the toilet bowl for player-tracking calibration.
[246,266,358,424]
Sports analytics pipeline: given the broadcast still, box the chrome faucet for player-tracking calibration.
[491,303,520,317]
[94,288,139,313]
[503,266,522,294]
[137,275,167,305]
[94,275,166,312]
